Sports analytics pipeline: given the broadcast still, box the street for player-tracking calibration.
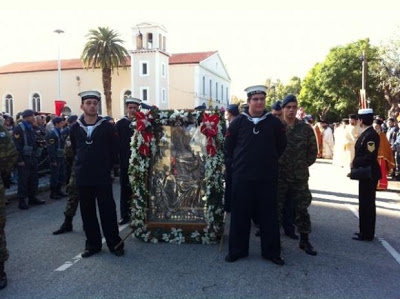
[2,159,400,298]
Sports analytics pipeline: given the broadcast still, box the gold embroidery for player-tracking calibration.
[367,141,375,153]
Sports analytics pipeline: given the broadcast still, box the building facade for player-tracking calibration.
[0,22,231,119]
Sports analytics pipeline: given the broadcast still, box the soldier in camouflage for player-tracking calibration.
[277,95,318,256]
[0,123,17,289]
[53,133,79,235]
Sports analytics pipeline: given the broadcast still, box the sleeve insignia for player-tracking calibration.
[49,139,55,144]
[367,141,375,152]
[14,134,20,139]
[0,132,6,138]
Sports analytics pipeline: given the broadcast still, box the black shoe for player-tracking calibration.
[352,235,374,241]
[81,249,101,258]
[18,202,29,210]
[112,248,125,257]
[118,218,129,225]
[285,232,299,240]
[28,198,45,205]
[53,223,73,235]
[264,256,285,266]
[0,272,7,290]
[225,253,248,263]
[299,240,318,256]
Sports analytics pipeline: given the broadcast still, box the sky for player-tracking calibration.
[1,0,400,98]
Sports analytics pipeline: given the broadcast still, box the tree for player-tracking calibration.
[264,77,302,109]
[81,27,129,117]
[375,36,400,117]
[299,39,384,122]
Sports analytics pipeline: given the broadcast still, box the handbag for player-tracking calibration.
[350,166,372,180]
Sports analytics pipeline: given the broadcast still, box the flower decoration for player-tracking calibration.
[128,106,225,244]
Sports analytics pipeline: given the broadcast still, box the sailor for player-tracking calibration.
[70,90,124,257]
[224,85,286,265]
[115,97,141,225]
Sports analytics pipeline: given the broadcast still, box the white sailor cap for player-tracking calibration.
[78,90,101,102]
[125,97,141,105]
[244,85,267,98]
[358,108,373,115]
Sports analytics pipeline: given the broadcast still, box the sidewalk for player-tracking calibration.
[5,174,50,201]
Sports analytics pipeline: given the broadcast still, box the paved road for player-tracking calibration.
[2,160,400,298]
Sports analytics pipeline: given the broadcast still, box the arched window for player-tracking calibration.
[5,94,13,116]
[32,93,41,112]
[147,33,153,49]
[124,90,132,99]
[136,33,143,49]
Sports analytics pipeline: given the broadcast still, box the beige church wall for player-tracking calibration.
[0,67,132,119]
[169,64,195,109]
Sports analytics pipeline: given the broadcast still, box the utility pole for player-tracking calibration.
[360,50,368,108]
[54,29,64,100]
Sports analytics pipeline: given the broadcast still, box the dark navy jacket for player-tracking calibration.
[13,121,37,163]
[115,116,133,169]
[224,111,287,181]
[353,126,381,181]
[46,127,65,163]
[70,116,118,186]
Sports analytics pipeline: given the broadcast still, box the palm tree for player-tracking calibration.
[81,27,129,117]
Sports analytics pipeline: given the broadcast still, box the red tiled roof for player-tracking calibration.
[169,51,217,64]
[0,59,85,74]
[0,51,217,74]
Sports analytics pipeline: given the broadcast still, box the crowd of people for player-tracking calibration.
[0,86,391,289]
[0,91,140,289]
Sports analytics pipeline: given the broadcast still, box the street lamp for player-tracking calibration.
[54,29,64,100]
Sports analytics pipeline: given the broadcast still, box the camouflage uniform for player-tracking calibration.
[277,119,317,234]
[63,135,79,217]
[52,135,79,235]
[0,124,17,263]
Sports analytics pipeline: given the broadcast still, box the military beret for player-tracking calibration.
[194,105,207,111]
[52,117,63,124]
[140,102,152,110]
[21,109,34,118]
[244,85,267,98]
[281,95,297,108]
[226,104,239,116]
[67,115,78,123]
[270,100,282,111]
[78,90,101,102]
[125,97,141,105]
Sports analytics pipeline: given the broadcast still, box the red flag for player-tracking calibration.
[54,100,66,115]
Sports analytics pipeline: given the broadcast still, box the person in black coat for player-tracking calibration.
[115,97,141,225]
[13,109,45,209]
[224,85,287,265]
[47,117,67,199]
[223,104,239,213]
[70,90,124,258]
[352,108,381,241]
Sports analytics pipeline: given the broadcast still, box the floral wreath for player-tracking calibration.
[128,107,225,244]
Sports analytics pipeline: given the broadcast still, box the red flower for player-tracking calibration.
[138,144,150,156]
[142,131,153,143]
[135,111,147,132]
[201,113,219,137]
[206,144,216,156]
